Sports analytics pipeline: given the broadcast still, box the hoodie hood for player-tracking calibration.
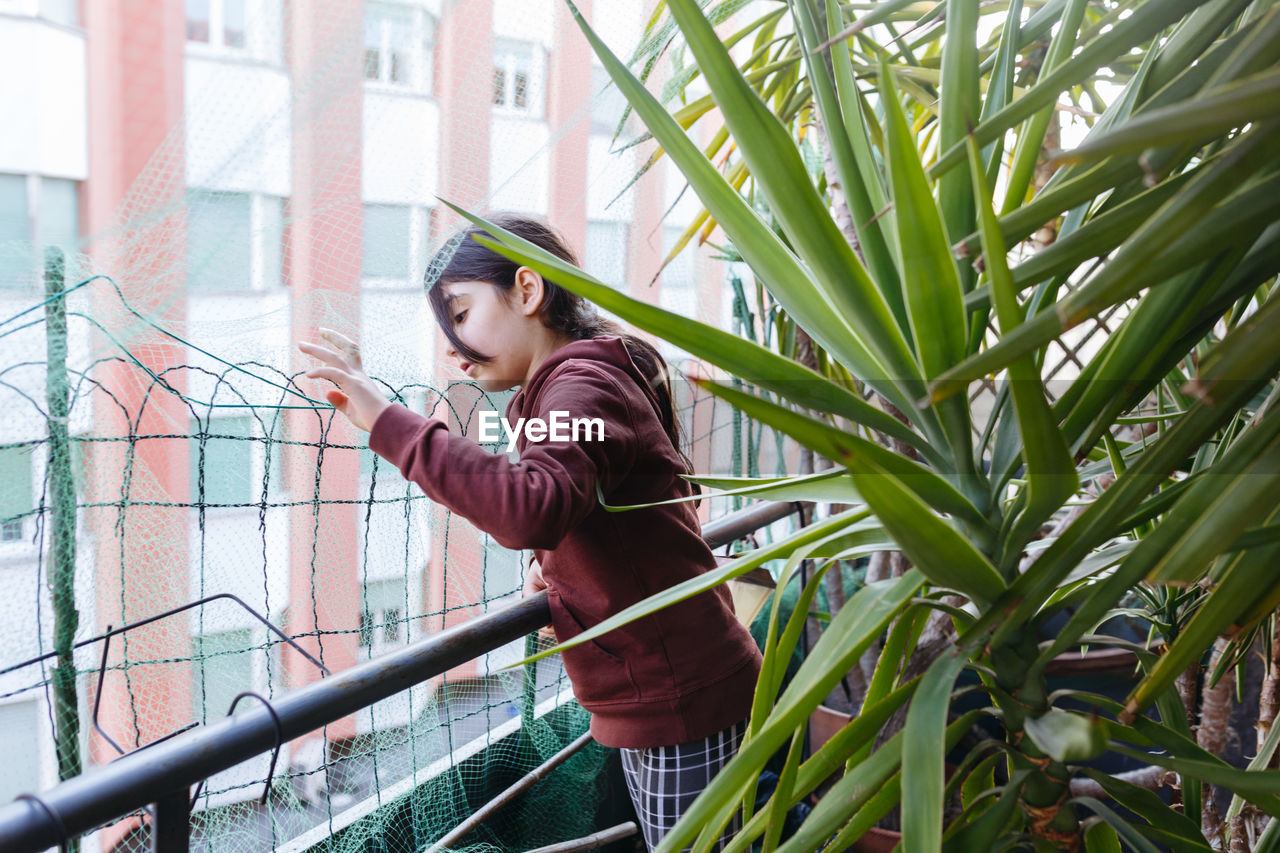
[506,335,665,423]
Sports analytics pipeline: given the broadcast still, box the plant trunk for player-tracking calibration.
[1259,630,1279,757]
[1227,814,1248,853]
[1200,639,1235,850]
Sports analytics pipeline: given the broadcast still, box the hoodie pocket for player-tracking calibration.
[546,589,640,705]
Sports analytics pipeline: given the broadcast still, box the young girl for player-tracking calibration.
[299,213,762,851]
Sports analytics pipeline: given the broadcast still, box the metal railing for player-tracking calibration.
[0,499,805,853]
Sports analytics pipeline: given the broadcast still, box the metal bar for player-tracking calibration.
[702,499,807,549]
[523,821,639,853]
[0,594,551,852]
[2,592,330,678]
[150,790,189,853]
[426,731,595,853]
[0,499,800,852]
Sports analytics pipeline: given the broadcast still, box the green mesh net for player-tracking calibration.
[0,2,799,850]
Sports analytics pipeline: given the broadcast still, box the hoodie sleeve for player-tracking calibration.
[367,362,638,550]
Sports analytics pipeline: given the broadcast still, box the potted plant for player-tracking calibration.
[455,0,1280,848]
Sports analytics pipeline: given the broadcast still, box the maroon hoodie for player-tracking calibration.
[368,336,762,748]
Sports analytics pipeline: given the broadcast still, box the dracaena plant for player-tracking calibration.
[447,0,1280,849]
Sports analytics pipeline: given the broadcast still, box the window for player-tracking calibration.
[187,192,249,290]
[192,629,254,723]
[0,702,43,804]
[660,224,697,314]
[190,416,254,507]
[185,0,282,62]
[0,174,79,289]
[364,2,435,91]
[185,0,244,48]
[358,580,408,655]
[0,175,29,288]
[482,537,523,602]
[186,192,283,291]
[492,40,540,115]
[362,204,412,281]
[590,66,631,136]
[0,446,34,542]
[584,220,628,287]
[0,0,76,25]
[660,225,697,362]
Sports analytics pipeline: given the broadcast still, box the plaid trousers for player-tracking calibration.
[619,718,748,852]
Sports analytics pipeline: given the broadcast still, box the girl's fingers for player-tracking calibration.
[298,341,339,362]
[304,365,351,387]
[319,327,358,349]
[325,389,349,411]
[319,328,363,367]
[297,340,348,367]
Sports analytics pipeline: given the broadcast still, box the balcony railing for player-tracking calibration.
[0,499,804,853]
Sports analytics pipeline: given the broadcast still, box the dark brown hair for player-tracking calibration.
[426,212,697,480]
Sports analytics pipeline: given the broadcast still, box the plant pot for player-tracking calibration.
[809,703,853,752]
[850,825,901,852]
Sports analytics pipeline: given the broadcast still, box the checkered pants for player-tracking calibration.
[619,719,748,852]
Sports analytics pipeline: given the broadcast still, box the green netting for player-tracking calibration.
[0,2,800,850]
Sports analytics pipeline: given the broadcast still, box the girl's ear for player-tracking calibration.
[513,266,547,316]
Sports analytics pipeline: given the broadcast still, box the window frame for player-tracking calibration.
[185,190,284,293]
[363,1,436,94]
[0,172,80,292]
[589,64,635,137]
[360,203,429,290]
[188,414,281,509]
[584,219,629,288]
[185,0,247,53]
[357,578,413,658]
[184,0,283,64]
[491,38,544,118]
[0,0,77,27]
[0,445,35,547]
[0,699,49,804]
[190,627,263,723]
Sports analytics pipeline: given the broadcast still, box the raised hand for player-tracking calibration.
[297,327,391,433]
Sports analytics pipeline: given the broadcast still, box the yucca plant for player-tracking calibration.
[448,0,1280,849]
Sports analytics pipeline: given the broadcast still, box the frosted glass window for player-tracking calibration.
[0,702,42,803]
[362,204,412,280]
[222,0,245,48]
[590,66,629,136]
[0,446,34,541]
[260,196,283,289]
[584,220,628,287]
[483,537,522,602]
[192,629,254,722]
[493,40,537,114]
[359,579,407,654]
[660,224,696,313]
[186,0,211,42]
[190,417,254,506]
[0,175,29,287]
[38,0,76,25]
[37,178,77,252]
[187,192,251,290]
[365,3,434,90]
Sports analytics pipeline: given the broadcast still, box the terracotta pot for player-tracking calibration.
[809,703,854,751]
[850,825,901,852]
[1044,645,1139,677]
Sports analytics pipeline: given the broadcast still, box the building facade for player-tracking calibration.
[0,0,766,835]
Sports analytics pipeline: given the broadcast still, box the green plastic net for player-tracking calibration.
[0,2,799,850]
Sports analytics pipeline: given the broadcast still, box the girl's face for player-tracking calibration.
[441,271,558,393]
